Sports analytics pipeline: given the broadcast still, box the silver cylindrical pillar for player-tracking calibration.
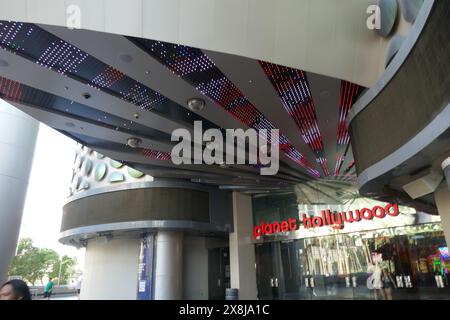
[0,101,39,283]
[154,231,183,300]
[442,158,450,191]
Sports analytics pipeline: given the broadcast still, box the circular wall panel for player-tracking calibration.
[128,167,144,179]
[108,172,125,183]
[94,163,107,181]
[78,180,90,191]
[399,0,424,23]
[96,152,105,159]
[377,0,398,38]
[81,159,93,176]
[110,159,124,169]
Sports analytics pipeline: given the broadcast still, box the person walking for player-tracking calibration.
[0,279,32,300]
[382,268,397,300]
[76,278,82,299]
[367,262,385,300]
[43,277,54,299]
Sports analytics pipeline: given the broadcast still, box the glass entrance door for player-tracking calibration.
[255,242,285,299]
[208,247,230,300]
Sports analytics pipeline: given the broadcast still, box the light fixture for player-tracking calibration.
[82,92,91,99]
[127,137,142,148]
[133,112,140,119]
[187,98,205,112]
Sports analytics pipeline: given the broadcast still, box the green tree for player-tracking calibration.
[49,255,78,285]
[8,238,60,285]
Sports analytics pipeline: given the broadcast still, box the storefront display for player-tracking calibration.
[253,194,449,300]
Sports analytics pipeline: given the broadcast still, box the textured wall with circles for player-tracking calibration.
[399,0,424,23]
[377,0,399,38]
[69,144,153,197]
[374,0,425,70]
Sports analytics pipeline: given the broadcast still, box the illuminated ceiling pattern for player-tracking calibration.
[0,76,170,140]
[334,81,361,176]
[0,21,211,126]
[259,61,330,176]
[0,20,366,191]
[128,38,321,178]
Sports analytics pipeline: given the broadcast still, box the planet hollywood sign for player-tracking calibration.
[253,203,400,240]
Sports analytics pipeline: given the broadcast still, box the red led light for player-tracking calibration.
[134,39,321,177]
[334,81,361,176]
[259,61,329,176]
[141,148,171,161]
[91,66,124,89]
[0,77,22,101]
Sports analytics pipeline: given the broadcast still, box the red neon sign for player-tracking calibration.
[253,203,399,240]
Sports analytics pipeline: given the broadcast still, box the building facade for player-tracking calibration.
[0,0,448,300]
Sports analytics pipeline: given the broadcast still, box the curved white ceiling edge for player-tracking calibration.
[0,0,400,87]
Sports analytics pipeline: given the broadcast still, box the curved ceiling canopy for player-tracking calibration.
[0,20,363,197]
[0,0,390,88]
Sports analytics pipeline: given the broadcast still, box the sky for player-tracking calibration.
[19,123,85,268]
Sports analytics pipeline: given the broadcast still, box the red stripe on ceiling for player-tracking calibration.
[141,148,171,161]
[0,78,23,102]
[334,81,361,176]
[259,60,329,176]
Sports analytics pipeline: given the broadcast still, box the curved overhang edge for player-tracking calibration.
[347,0,435,125]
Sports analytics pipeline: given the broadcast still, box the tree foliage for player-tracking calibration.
[49,255,78,284]
[8,238,77,285]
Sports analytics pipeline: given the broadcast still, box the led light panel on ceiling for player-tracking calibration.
[334,81,362,177]
[0,21,211,127]
[0,76,170,141]
[259,61,330,177]
[129,37,320,178]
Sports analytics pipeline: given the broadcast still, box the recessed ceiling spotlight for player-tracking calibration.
[127,137,142,148]
[65,122,75,128]
[82,92,91,99]
[0,59,9,67]
[249,79,253,84]
[145,70,150,75]
[133,112,140,119]
[187,98,205,112]
[119,53,133,63]
[64,86,69,90]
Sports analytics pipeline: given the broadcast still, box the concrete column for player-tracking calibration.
[436,158,450,246]
[81,236,141,300]
[229,192,257,299]
[154,231,183,299]
[0,101,39,283]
